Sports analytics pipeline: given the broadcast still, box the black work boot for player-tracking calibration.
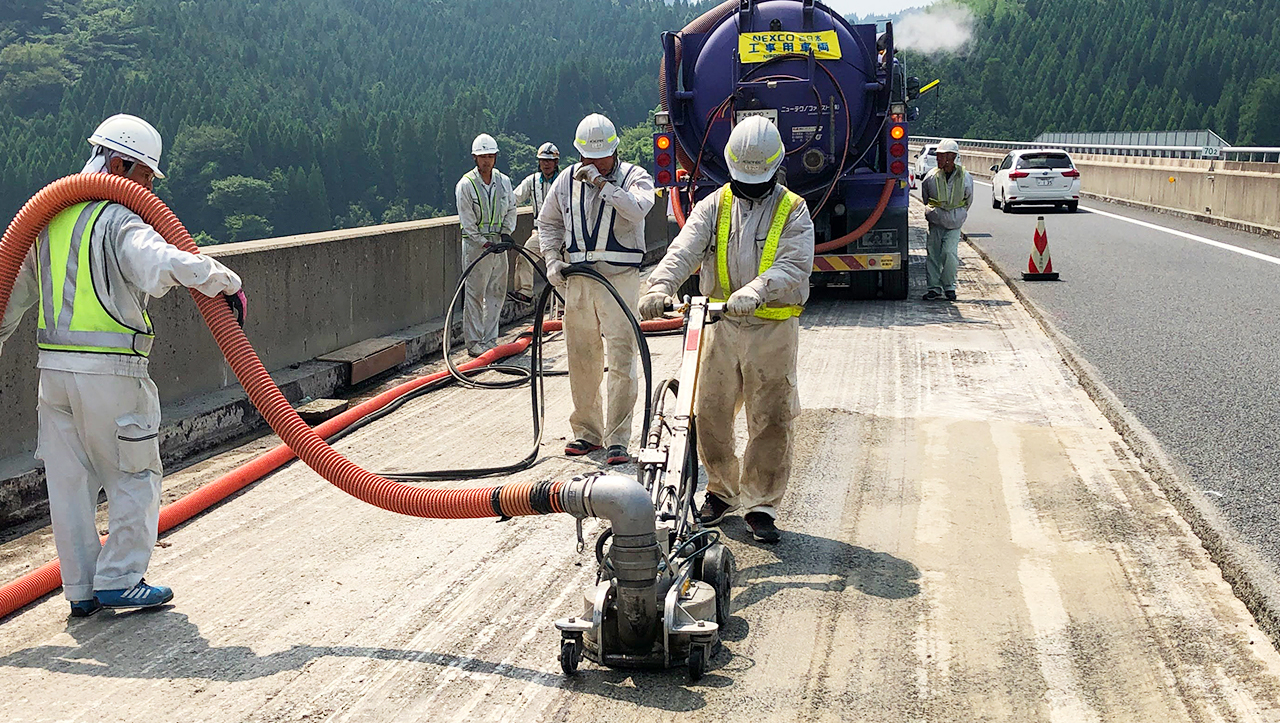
[697,493,734,526]
[744,512,781,543]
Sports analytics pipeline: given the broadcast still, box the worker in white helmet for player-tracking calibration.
[919,138,972,301]
[509,142,561,304]
[0,114,245,615]
[455,133,517,356]
[538,114,655,465]
[639,116,814,543]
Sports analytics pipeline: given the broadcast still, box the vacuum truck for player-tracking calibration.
[653,0,920,299]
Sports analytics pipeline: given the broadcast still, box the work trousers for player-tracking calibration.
[696,317,800,519]
[926,225,962,293]
[512,231,544,298]
[463,242,509,349]
[562,267,640,448]
[37,370,163,600]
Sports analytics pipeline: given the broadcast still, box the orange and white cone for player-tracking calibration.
[1022,216,1060,281]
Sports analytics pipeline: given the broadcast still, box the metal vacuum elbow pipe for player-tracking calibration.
[559,474,662,651]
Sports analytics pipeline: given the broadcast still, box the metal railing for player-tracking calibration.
[913,136,1280,163]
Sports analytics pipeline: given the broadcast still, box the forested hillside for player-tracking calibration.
[0,0,707,243]
[905,0,1280,146]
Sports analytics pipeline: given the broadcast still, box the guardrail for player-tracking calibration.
[913,135,1280,163]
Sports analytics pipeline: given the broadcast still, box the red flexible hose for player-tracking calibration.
[0,174,683,618]
[813,179,897,254]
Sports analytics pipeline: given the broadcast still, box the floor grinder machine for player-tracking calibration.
[555,297,735,682]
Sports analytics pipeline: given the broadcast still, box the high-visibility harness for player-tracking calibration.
[36,200,154,356]
[465,170,505,236]
[712,185,804,320]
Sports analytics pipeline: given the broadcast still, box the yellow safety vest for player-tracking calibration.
[465,170,505,235]
[712,185,805,321]
[36,201,154,356]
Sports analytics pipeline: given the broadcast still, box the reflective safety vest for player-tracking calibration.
[464,169,506,236]
[712,185,805,321]
[36,201,154,356]
[565,163,645,267]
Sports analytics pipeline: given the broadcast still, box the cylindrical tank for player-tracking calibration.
[661,0,881,198]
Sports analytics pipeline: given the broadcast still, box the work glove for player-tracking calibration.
[493,233,516,252]
[574,164,607,190]
[224,289,248,328]
[545,259,569,288]
[725,287,762,317]
[638,290,672,321]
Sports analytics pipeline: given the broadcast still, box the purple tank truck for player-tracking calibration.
[653,0,921,299]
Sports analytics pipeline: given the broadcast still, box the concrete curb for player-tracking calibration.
[965,234,1280,647]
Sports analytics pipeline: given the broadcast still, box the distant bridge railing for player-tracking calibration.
[913,136,1280,163]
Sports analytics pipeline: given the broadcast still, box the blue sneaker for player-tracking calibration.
[95,579,174,609]
[69,599,102,617]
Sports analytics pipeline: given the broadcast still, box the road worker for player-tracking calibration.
[455,133,518,356]
[0,114,246,615]
[639,116,814,543]
[509,142,561,304]
[538,114,655,465]
[920,138,973,301]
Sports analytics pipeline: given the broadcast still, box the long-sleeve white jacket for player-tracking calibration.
[537,161,654,271]
[646,184,814,325]
[455,168,517,251]
[0,203,242,377]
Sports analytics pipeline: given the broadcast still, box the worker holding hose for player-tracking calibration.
[455,134,518,357]
[0,114,245,616]
[508,142,560,305]
[638,116,814,543]
[538,114,655,466]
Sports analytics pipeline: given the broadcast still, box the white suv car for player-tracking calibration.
[990,149,1081,213]
[914,144,938,180]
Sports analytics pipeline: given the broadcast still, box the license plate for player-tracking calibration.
[735,109,778,125]
[1037,178,1053,186]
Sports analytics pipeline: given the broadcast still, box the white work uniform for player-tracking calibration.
[646,184,814,517]
[920,165,974,293]
[538,161,655,448]
[455,168,517,351]
[0,203,241,600]
[512,170,556,298]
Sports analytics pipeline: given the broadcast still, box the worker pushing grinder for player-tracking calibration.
[640,117,814,543]
[0,114,246,617]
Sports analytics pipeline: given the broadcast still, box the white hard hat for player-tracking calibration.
[937,138,961,154]
[573,114,619,159]
[471,133,499,156]
[724,116,785,184]
[88,114,165,179]
[537,142,560,160]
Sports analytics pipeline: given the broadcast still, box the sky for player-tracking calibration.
[824,0,933,19]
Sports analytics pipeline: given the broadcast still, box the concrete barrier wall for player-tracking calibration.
[0,198,675,476]
[910,142,1280,236]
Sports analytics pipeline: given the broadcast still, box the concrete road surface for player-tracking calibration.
[2,203,1280,722]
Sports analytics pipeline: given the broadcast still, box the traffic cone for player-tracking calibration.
[1022,216,1060,281]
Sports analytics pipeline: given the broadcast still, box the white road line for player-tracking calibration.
[974,180,1280,267]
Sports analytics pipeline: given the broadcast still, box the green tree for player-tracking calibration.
[1240,77,1280,146]
[223,214,273,242]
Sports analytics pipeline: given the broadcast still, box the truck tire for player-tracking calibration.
[882,268,909,300]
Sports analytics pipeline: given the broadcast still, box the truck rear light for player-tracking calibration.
[656,152,672,167]
[1009,171,1029,179]
[890,125,906,140]
[890,160,906,175]
[890,142,905,157]
[1062,169,1080,178]
[657,170,672,185]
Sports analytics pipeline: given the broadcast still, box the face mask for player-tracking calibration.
[730,177,775,201]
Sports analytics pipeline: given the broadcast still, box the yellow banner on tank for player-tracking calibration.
[738,30,842,63]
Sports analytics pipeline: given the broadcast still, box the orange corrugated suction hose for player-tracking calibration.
[813,178,898,255]
[0,175,681,618]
